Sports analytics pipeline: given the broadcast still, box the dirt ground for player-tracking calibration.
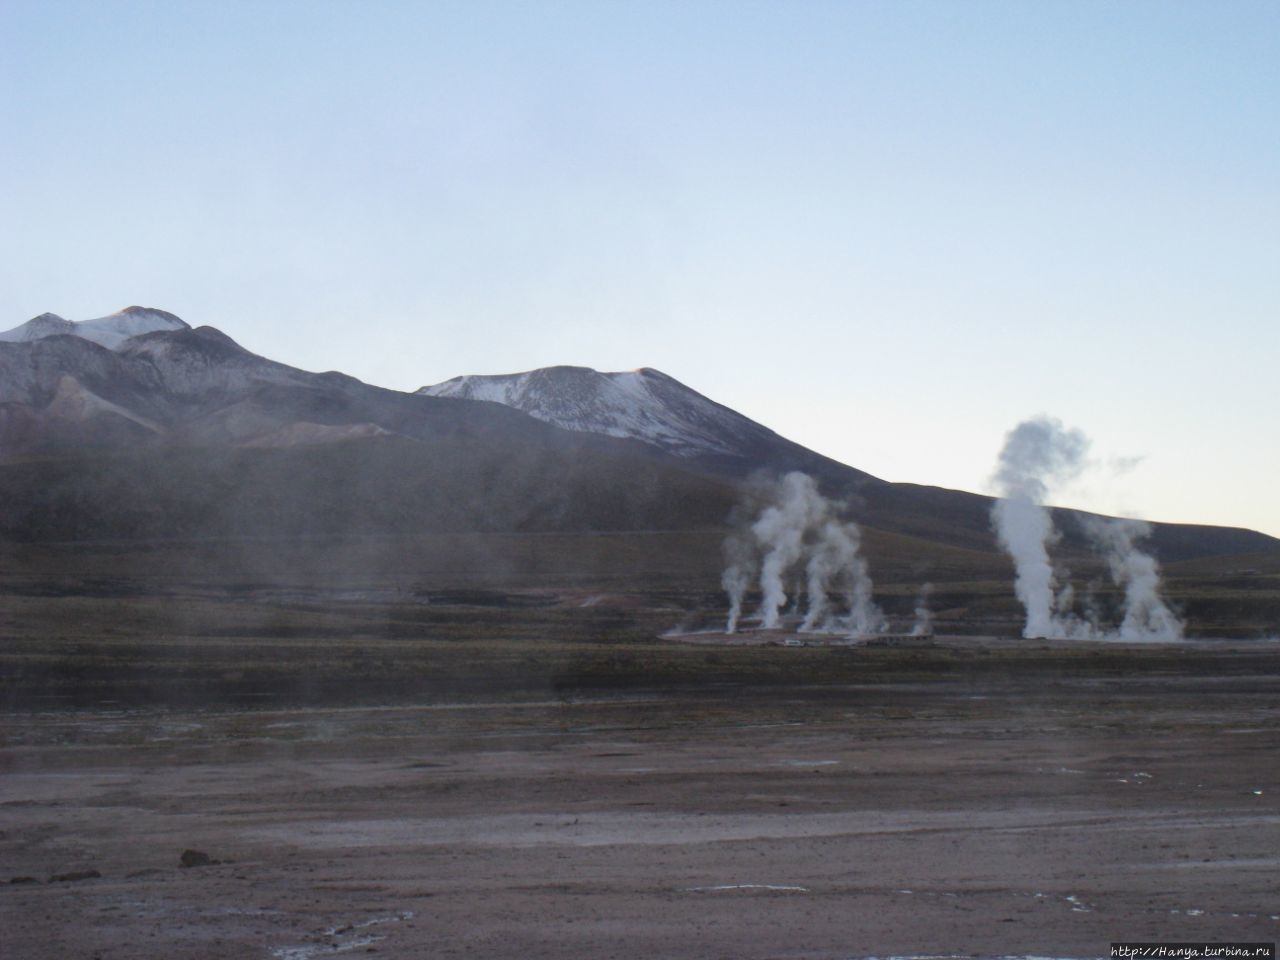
[3,643,1279,960]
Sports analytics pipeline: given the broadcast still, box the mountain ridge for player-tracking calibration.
[0,306,188,349]
[418,365,809,461]
[418,364,882,492]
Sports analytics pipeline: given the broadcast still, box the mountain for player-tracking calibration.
[0,309,737,540]
[419,364,1280,561]
[419,365,881,488]
[419,366,832,463]
[1,308,1276,563]
[0,310,470,451]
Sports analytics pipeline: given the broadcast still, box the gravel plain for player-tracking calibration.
[4,646,1279,959]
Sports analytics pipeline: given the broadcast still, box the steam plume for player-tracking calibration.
[722,472,884,636]
[990,416,1088,638]
[722,505,760,635]
[753,472,823,628]
[1082,517,1183,641]
[720,563,752,635]
[911,583,934,636]
[991,415,1182,641]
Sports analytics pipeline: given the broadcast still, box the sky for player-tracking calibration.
[2,0,1277,538]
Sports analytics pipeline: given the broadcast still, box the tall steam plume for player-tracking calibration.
[990,416,1089,639]
[911,583,934,637]
[722,472,884,636]
[1082,517,1183,641]
[990,415,1182,641]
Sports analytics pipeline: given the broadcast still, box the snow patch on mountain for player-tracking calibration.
[0,313,77,342]
[0,306,189,350]
[418,366,781,458]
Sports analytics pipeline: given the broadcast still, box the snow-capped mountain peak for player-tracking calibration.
[0,313,76,341]
[417,365,783,459]
[0,306,189,350]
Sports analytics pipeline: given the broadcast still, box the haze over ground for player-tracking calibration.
[2,0,1276,537]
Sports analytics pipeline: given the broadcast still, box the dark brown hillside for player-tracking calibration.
[0,435,736,542]
[856,482,1280,563]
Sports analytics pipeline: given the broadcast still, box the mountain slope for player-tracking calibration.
[421,366,792,460]
[0,436,736,541]
[419,365,878,485]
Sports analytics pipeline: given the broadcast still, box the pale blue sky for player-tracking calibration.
[3,1,1277,537]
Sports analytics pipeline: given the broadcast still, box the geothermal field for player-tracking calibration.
[2,520,1279,959]
[716,421,1189,646]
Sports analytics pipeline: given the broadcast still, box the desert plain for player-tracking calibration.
[2,534,1278,959]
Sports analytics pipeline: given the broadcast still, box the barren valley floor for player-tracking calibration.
[2,538,1278,958]
[4,651,1279,959]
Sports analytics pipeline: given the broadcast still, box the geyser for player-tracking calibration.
[990,415,1089,639]
[990,416,1182,641]
[911,583,934,637]
[721,472,885,636]
[1083,516,1183,641]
